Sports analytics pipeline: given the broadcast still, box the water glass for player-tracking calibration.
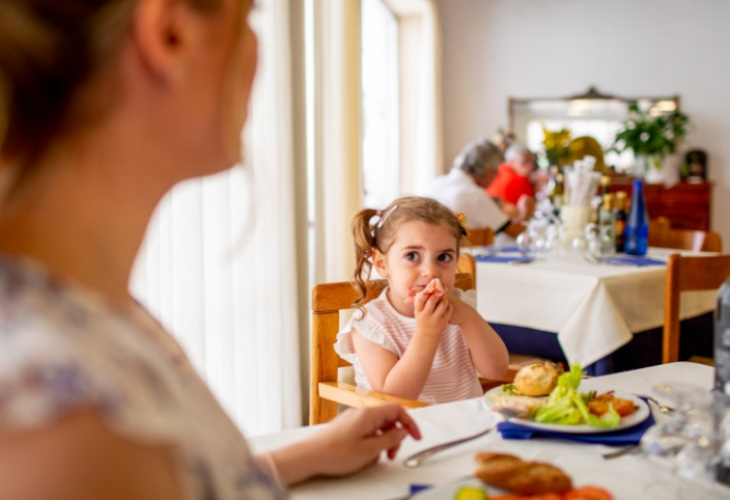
[640,383,724,489]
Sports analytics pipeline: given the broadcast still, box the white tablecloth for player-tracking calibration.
[473,248,716,366]
[249,363,725,500]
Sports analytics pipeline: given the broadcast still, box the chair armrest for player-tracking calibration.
[318,382,428,410]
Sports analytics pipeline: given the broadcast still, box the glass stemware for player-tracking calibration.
[639,382,722,493]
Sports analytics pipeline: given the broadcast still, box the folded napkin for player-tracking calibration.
[475,254,533,264]
[483,245,522,253]
[497,412,655,446]
[600,255,665,267]
[409,484,433,494]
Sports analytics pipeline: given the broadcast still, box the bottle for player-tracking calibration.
[714,278,730,485]
[592,174,612,224]
[614,191,628,253]
[548,167,564,217]
[599,174,611,196]
[597,193,616,255]
[624,179,649,256]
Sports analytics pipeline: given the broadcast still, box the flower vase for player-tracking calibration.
[641,154,681,186]
[633,155,650,179]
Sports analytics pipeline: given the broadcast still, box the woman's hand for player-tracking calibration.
[267,405,421,486]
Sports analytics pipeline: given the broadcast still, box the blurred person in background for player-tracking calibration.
[424,139,525,240]
[0,0,420,498]
[486,144,537,223]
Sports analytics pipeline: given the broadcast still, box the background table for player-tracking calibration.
[250,362,724,500]
[472,248,716,374]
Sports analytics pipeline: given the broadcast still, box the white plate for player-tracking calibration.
[482,386,651,434]
[410,477,504,499]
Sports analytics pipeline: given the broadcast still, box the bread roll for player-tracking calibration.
[474,452,572,495]
[513,362,561,397]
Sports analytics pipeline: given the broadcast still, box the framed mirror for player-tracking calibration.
[508,86,680,172]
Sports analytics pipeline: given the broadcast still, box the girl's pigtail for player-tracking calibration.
[350,208,378,305]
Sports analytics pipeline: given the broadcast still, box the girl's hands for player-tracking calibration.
[412,279,451,338]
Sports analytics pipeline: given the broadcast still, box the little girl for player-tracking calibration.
[335,196,509,404]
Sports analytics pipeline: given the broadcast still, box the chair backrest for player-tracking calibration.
[649,226,723,253]
[457,253,476,287]
[464,226,495,247]
[310,272,475,424]
[649,216,671,234]
[663,253,730,363]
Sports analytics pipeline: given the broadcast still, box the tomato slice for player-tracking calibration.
[489,494,564,500]
[564,485,613,500]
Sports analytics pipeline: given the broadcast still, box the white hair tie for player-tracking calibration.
[369,205,398,230]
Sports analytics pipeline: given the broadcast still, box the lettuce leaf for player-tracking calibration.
[533,363,620,428]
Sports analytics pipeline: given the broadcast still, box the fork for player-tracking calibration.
[634,394,675,414]
[533,451,555,465]
[402,407,519,468]
[602,444,642,460]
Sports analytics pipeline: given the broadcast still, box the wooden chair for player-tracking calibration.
[464,226,495,247]
[662,253,730,364]
[457,252,476,286]
[649,226,722,252]
[310,273,474,424]
[649,216,671,234]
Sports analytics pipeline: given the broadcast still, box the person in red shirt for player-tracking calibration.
[486,144,537,222]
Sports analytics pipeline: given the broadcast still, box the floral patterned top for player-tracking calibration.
[0,255,287,499]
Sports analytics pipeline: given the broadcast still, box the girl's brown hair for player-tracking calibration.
[350,195,466,304]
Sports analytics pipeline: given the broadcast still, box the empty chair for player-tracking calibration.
[649,225,722,252]
[464,226,495,247]
[662,253,730,364]
[649,216,671,234]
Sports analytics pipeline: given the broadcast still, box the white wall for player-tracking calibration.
[437,0,730,244]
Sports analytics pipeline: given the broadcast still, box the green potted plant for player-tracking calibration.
[609,103,690,180]
[541,127,572,168]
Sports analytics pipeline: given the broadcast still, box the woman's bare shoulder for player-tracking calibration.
[0,408,182,499]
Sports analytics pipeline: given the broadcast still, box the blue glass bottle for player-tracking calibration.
[624,179,649,256]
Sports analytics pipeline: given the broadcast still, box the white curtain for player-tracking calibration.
[391,0,444,195]
[310,0,363,285]
[130,0,302,437]
[415,0,444,182]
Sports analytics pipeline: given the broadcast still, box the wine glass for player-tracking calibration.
[639,382,722,496]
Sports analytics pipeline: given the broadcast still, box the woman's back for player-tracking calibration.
[0,256,284,499]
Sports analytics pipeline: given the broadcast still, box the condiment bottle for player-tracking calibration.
[614,191,628,253]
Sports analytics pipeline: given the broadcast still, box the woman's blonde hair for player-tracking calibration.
[0,0,219,182]
[350,195,466,305]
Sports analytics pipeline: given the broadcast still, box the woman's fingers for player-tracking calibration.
[366,405,421,443]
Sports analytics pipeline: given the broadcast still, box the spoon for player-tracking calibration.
[634,394,675,414]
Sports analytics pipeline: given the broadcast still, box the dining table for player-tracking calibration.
[468,246,717,375]
[249,362,728,500]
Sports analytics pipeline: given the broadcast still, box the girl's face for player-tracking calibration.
[373,220,458,316]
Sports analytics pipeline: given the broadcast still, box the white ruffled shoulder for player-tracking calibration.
[334,291,398,362]
[451,287,477,308]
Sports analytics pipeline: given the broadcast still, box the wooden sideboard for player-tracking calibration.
[608,178,712,231]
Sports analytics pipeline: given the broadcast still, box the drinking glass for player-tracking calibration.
[640,382,722,494]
